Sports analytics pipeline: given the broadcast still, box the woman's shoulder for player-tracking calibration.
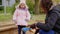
[52,4,60,11]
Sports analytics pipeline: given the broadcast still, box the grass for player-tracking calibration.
[0,14,45,21]
[29,14,46,24]
[0,14,45,25]
[0,14,12,22]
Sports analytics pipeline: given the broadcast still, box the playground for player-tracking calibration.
[0,0,60,34]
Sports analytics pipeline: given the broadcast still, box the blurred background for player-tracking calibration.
[0,0,60,34]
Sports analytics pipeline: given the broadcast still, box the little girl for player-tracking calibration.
[13,3,31,34]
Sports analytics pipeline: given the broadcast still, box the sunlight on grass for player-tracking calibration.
[0,14,12,22]
[29,14,46,24]
[0,14,46,25]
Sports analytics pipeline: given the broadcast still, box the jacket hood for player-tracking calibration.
[15,3,28,9]
[53,4,60,12]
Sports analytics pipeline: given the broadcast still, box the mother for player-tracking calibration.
[30,0,60,34]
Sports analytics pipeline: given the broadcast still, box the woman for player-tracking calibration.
[30,0,60,34]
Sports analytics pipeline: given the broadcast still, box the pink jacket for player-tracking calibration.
[13,8,31,26]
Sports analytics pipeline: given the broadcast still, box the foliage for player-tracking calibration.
[15,0,20,3]
[0,0,2,5]
[0,6,4,10]
[1,0,60,14]
[11,4,16,14]
[26,0,34,14]
[0,14,12,21]
[0,6,4,13]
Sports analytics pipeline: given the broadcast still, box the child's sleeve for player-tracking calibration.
[13,9,18,21]
[26,10,31,21]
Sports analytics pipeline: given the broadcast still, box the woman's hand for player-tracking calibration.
[29,23,37,29]
[29,22,41,29]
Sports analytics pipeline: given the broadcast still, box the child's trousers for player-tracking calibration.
[35,29,40,34]
[18,25,26,34]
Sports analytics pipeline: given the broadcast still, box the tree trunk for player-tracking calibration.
[34,0,40,14]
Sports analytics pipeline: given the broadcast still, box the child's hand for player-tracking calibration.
[26,24,30,27]
[25,19,29,22]
[13,20,17,24]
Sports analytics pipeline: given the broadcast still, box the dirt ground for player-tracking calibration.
[0,28,18,34]
[0,22,36,34]
[0,27,37,34]
[0,15,45,34]
[0,22,39,34]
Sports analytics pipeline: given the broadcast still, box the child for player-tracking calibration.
[13,2,31,34]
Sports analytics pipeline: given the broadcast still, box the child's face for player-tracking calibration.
[19,3,26,9]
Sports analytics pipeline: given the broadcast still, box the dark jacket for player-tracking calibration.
[36,4,60,34]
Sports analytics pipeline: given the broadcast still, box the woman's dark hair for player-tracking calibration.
[41,0,53,11]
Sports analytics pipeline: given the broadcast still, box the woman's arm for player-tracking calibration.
[36,12,58,31]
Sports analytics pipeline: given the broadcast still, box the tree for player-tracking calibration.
[0,0,2,5]
[16,0,20,3]
[34,0,40,14]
